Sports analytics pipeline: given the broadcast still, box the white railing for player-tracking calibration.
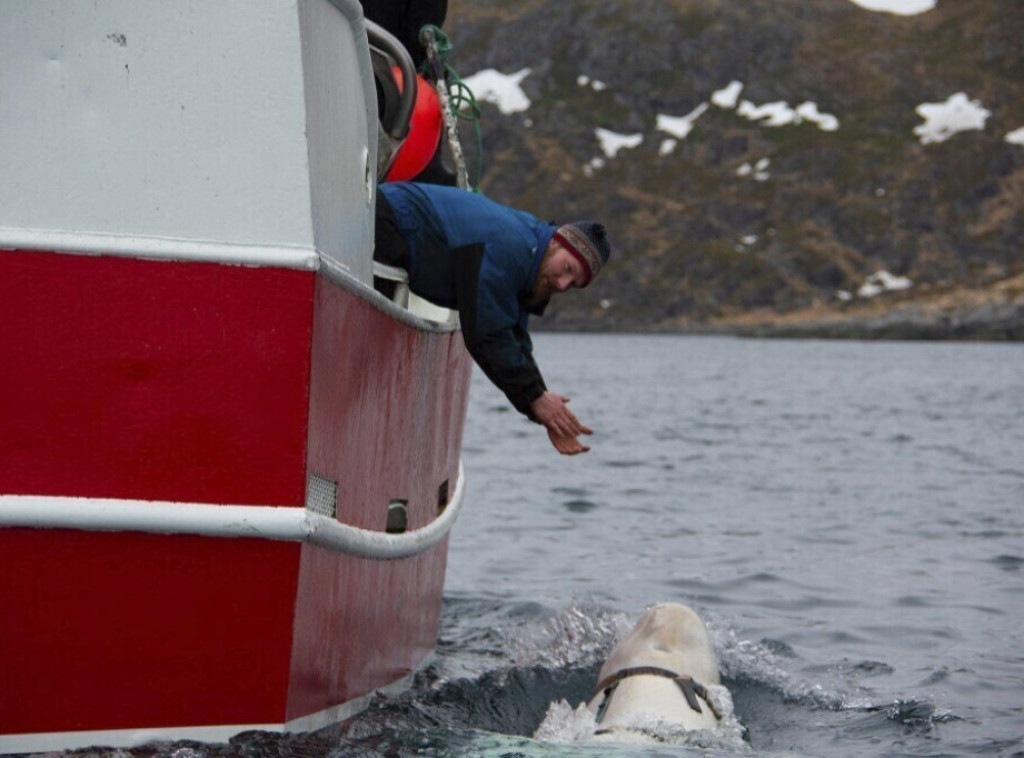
[0,462,466,561]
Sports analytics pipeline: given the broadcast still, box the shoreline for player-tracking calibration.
[543,274,1024,341]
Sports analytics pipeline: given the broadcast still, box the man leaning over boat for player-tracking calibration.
[374,181,612,456]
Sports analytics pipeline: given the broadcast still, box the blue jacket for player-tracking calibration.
[378,182,558,418]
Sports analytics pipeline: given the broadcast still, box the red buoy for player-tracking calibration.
[386,68,443,181]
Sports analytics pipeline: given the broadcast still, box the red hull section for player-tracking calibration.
[2,528,301,734]
[0,249,472,747]
[0,250,314,506]
[288,543,450,721]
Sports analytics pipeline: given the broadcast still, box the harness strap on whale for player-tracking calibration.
[593,665,723,724]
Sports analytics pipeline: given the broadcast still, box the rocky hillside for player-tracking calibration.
[440,0,1024,338]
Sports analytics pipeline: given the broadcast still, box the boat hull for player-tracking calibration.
[1,1,474,748]
[0,249,472,751]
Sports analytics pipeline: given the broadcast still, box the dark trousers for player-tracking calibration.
[373,192,409,298]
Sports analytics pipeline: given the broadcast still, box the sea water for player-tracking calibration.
[63,335,1024,757]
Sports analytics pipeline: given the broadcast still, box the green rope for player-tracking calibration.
[419,25,484,192]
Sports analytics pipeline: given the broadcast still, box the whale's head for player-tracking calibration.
[597,602,720,687]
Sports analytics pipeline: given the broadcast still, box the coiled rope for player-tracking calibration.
[419,24,483,191]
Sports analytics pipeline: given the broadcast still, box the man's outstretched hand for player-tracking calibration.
[531,391,593,455]
[545,426,591,455]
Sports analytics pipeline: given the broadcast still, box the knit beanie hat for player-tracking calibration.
[553,221,611,287]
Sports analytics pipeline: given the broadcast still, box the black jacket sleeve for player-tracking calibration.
[465,327,547,419]
[452,243,547,419]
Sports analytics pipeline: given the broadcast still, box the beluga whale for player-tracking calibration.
[535,602,741,746]
[587,602,725,739]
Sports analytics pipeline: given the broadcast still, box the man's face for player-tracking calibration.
[529,240,588,304]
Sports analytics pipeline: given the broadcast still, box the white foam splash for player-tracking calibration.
[534,690,748,750]
[1008,126,1024,146]
[505,603,632,669]
[707,612,864,712]
[533,700,599,743]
